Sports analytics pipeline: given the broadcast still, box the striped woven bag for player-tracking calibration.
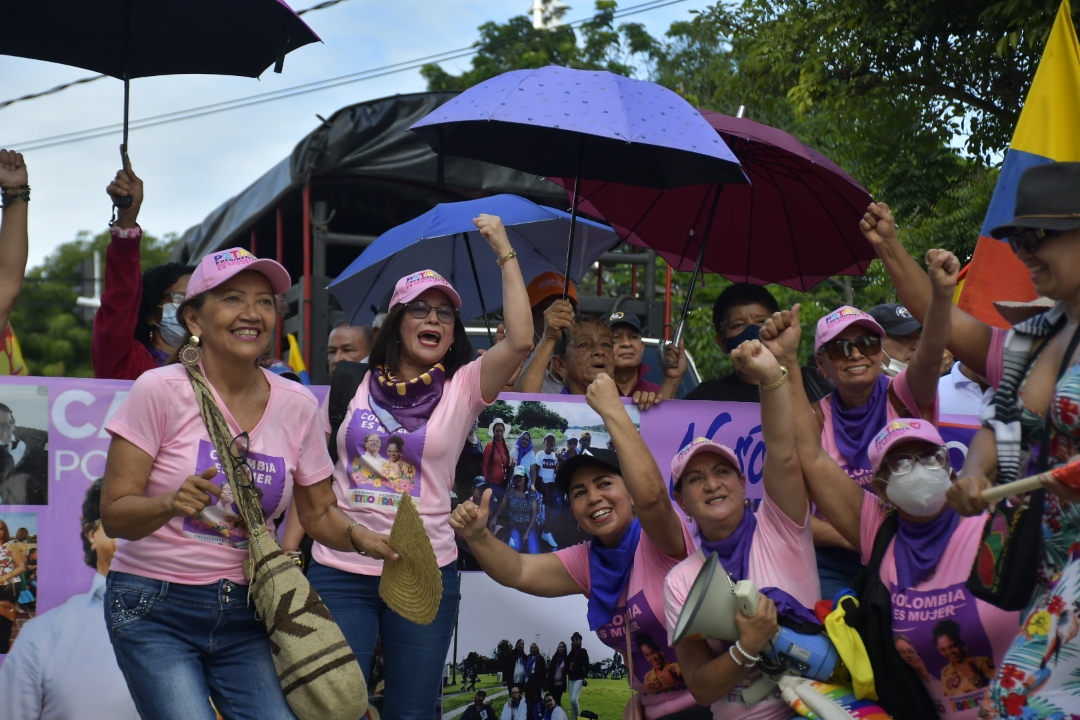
[186,365,368,720]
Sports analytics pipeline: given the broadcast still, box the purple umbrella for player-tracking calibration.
[0,0,320,205]
[554,110,874,357]
[411,65,747,296]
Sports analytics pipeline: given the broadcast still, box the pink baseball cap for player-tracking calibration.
[867,419,946,474]
[187,247,292,297]
[389,269,462,310]
[814,305,885,351]
[671,438,741,483]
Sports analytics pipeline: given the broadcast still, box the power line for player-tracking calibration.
[7,0,687,152]
[0,0,357,112]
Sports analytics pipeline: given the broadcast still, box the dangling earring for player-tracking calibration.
[744,498,751,508]
[180,336,201,367]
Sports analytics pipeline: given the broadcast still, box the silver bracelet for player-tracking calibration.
[728,645,754,668]
[346,522,368,556]
[734,640,761,664]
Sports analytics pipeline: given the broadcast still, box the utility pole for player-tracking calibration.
[531,0,571,30]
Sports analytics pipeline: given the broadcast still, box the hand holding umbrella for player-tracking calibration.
[106,148,143,227]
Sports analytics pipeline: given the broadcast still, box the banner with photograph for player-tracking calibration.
[0,375,982,664]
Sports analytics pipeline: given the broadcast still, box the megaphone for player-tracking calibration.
[672,553,840,683]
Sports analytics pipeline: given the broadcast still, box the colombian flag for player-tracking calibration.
[286,333,311,385]
[957,0,1080,327]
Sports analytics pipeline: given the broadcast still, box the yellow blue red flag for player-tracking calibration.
[957,0,1080,327]
[286,333,311,385]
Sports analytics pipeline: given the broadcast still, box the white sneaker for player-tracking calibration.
[542,531,557,548]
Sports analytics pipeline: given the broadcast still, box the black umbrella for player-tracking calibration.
[0,0,320,206]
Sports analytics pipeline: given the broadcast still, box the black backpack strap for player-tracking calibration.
[327,360,367,464]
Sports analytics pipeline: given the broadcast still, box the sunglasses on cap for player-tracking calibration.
[818,334,882,361]
[880,446,950,479]
[1006,228,1063,256]
[405,300,456,324]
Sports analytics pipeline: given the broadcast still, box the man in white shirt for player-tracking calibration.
[0,478,138,720]
[938,361,993,416]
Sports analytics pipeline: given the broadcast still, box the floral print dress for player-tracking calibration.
[985,363,1080,719]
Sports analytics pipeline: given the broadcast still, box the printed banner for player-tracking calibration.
[0,377,982,664]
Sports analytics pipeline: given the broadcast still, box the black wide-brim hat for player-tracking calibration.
[990,162,1080,239]
[554,447,622,495]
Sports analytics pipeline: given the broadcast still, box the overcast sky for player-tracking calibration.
[0,0,705,271]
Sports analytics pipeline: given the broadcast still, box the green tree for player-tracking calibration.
[514,401,569,434]
[479,399,517,434]
[11,230,177,376]
[420,0,658,91]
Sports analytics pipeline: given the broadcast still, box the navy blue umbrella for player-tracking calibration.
[328,194,619,340]
[0,0,319,206]
[411,66,748,298]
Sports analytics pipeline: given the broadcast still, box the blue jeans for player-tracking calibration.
[104,571,295,720]
[308,559,460,720]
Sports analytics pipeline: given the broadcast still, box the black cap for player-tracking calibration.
[604,311,642,333]
[868,304,921,337]
[554,447,621,495]
[990,162,1080,239]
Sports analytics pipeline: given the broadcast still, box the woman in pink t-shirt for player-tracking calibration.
[308,215,533,720]
[100,248,367,720]
[771,303,1020,720]
[664,340,818,720]
[451,374,702,720]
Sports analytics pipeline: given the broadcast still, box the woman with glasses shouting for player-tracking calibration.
[760,305,1019,720]
[801,251,953,601]
[308,214,533,720]
[99,247,366,719]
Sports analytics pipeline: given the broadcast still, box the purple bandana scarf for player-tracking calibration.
[368,363,447,432]
[699,508,820,627]
[831,374,891,472]
[894,507,960,589]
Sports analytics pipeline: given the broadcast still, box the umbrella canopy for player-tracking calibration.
[328,194,620,325]
[410,65,747,189]
[0,0,319,79]
[555,111,875,291]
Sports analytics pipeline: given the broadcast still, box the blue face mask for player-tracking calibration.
[158,302,186,348]
[723,323,761,352]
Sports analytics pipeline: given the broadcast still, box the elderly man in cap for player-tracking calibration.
[516,271,579,394]
[604,310,686,399]
[868,303,922,378]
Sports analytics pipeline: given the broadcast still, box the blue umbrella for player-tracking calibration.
[411,66,747,298]
[328,194,619,336]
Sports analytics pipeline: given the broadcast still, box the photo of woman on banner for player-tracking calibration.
[490,465,541,555]
[663,338,818,720]
[450,374,705,720]
[308,214,534,720]
[0,517,29,654]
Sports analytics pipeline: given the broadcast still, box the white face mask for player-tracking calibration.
[881,351,908,377]
[885,465,952,517]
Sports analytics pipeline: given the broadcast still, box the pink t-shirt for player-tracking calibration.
[312,358,488,575]
[860,494,1020,720]
[106,364,334,585]
[820,369,939,491]
[555,517,698,720]
[985,327,1009,391]
[664,495,819,720]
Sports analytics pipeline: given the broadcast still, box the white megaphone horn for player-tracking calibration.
[672,552,760,645]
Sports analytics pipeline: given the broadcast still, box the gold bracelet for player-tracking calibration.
[496,248,517,266]
[761,365,789,391]
[346,521,368,556]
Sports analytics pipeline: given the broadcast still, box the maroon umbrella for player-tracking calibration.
[556,110,874,291]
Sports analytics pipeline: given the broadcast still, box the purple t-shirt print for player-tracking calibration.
[596,589,688,698]
[182,439,286,548]
[343,406,426,509]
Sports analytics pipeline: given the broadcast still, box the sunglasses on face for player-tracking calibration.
[881,446,950,479]
[405,301,456,324]
[818,334,882,361]
[1006,228,1062,256]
